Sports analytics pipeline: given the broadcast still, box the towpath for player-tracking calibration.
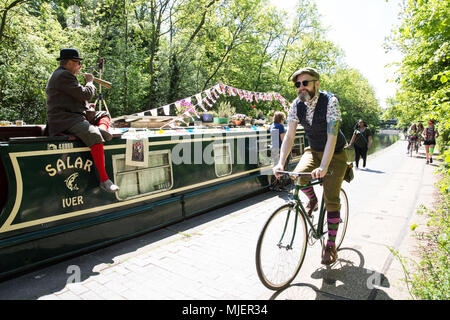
[0,138,441,301]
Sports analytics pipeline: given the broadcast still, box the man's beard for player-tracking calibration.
[298,91,311,102]
[298,86,316,102]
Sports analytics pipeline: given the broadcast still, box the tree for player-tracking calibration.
[386,0,449,149]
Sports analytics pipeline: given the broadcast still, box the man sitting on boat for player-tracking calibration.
[45,48,119,193]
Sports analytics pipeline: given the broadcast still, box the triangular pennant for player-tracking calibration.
[150,109,157,116]
[195,93,207,112]
[205,89,216,103]
[163,105,170,115]
[215,84,224,95]
[203,97,213,108]
[237,89,244,100]
[220,83,227,95]
[212,88,219,99]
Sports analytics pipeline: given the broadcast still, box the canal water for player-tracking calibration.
[345,129,401,162]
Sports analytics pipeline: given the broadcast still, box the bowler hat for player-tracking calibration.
[290,67,320,82]
[56,48,84,61]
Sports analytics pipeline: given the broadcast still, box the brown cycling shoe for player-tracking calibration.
[321,244,338,265]
[306,198,318,217]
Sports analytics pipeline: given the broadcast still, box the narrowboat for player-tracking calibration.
[0,123,306,279]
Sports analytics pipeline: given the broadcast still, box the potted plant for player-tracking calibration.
[231,113,248,126]
[201,113,214,123]
[214,101,235,124]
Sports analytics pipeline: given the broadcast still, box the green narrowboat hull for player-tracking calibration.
[0,125,306,279]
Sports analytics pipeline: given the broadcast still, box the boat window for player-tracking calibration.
[112,150,173,200]
[291,135,305,159]
[213,143,232,177]
[258,137,272,166]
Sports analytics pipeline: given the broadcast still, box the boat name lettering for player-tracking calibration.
[62,196,84,209]
[45,157,93,177]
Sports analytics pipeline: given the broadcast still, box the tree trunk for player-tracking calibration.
[0,0,26,44]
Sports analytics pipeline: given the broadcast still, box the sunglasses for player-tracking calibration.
[71,59,82,66]
[294,79,317,88]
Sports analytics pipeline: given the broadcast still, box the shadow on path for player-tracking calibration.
[270,248,392,300]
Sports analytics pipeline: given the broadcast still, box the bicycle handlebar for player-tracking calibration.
[275,170,332,177]
[275,171,312,177]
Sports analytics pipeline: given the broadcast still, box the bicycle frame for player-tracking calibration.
[280,178,327,248]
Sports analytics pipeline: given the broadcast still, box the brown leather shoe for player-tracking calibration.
[306,198,318,217]
[321,244,338,265]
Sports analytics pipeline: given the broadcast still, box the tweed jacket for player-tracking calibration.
[46,66,96,135]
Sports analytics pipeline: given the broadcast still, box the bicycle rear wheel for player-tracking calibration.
[255,203,308,290]
[322,188,349,249]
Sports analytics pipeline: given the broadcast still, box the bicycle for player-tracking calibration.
[255,171,349,290]
[407,137,416,157]
[414,139,420,154]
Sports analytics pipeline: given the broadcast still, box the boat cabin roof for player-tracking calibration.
[0,124,288,144]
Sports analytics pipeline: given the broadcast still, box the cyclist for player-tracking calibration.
[272,67,348,265]
[406,123,418,154]
[417,123,424,149]
[423,120,439,164]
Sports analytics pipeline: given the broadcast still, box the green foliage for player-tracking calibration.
[382,0,450,299]
[321,68,382,138]
[393,186,450,300]
[0,0,380,129]
[385,0,449,153]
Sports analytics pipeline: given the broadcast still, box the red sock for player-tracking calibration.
[90,143,109,182]
[97,116,111,131]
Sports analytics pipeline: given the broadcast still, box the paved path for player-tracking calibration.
[0,139,440,300]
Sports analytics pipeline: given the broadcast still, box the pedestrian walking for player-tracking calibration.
[349,119,372,169]
[422,120,439,164]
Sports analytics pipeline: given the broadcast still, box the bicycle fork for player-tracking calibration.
[277,203,298,250]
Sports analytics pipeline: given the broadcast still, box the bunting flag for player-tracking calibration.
[212,87,219,99]
[219,83,226,95]
[227,86,235,96]
[214,84,224,95]
[129,82,291,122]
[195,93,207,112]
[163,104,170,116]
[237,89,244,100]
[205,89,216,103]
[203,97,213,108]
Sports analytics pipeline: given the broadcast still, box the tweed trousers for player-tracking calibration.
[294,146,348,212]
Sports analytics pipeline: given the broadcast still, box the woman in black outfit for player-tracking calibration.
[349,119,372,169]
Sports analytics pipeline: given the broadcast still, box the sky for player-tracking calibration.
[270,0,404,108]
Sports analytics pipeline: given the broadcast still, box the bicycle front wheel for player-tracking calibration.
[255,203,308,290]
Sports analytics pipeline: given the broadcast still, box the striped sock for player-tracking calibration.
[327,211,340,247]
[301,186,317,202]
